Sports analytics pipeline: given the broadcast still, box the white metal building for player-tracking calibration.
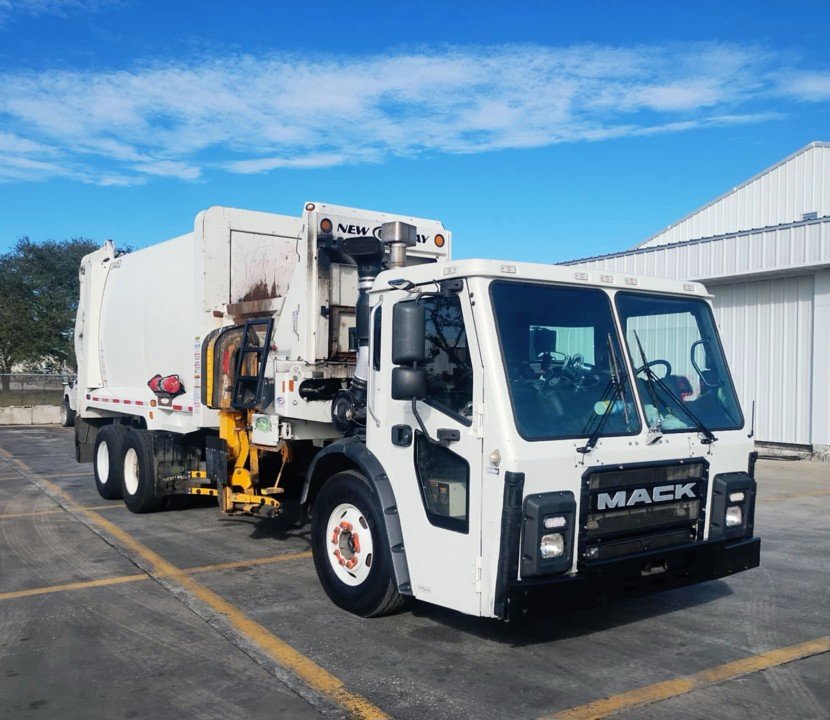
[567,142,830,456]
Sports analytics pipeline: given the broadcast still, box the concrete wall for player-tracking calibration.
[0,405,62,425]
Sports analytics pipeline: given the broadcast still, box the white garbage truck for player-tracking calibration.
[71,201,760,619]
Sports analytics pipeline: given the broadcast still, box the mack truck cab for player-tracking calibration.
[305,250,760,619]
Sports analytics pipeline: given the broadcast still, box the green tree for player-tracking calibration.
[0,237,100,388]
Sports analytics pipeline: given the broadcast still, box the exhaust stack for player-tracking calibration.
[382,221,418,269]
[331,221,418,434]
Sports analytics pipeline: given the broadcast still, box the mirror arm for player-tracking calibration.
[411,397,444,445]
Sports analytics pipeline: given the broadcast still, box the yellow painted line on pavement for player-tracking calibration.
[1,503,122,520]
[544,636,830,720]
[37,471,93,479]
[0,551,313,601]
[0,447,386,720]
[187,551,312,575]
[0,573,147,600]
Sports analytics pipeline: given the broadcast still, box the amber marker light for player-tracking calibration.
[434,234,445,248]
[320,217,333,234]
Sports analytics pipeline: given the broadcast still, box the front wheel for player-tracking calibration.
[60,399,76,427]
[311,471,407,617]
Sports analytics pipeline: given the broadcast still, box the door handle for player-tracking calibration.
[391,424,413,447]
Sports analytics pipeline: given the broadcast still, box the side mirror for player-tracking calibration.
[391,300,427,401]
[392,301,425,365]
[392,366,427,400]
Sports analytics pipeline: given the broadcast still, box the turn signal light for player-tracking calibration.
[543,515,567,530]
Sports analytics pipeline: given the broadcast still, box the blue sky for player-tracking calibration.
[1,0,828,262]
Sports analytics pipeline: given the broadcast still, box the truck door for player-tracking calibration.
[370,290,484,616]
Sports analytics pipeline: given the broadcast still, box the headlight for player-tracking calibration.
[540,533,565,559]
[725,505,743,527]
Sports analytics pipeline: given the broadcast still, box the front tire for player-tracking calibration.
[121,429,164,513]
[60,399,76,427]
[311,471,407,617]
[93,424,125,500]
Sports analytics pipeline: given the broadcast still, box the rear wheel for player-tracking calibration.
[121,429,164,513]
[311,471,407,617]
[93,424,125,500]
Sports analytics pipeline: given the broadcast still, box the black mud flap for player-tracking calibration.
[74,417,97,463]
[206,436,228,490]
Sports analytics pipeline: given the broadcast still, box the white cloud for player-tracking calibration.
[0,0,114,23]
[131,159,201,180]
[778,72,830,101]
[0,43,825,184]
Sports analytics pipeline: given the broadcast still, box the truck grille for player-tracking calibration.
[580,461,708,562]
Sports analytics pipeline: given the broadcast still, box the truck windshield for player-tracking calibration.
[615,292,743,432]
[490,281,641,441]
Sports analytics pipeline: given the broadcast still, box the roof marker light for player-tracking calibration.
[574,272,589,281]
[434,233,445,248]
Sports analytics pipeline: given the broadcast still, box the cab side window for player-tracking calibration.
[372,306,382,371]
[422,295,473,422]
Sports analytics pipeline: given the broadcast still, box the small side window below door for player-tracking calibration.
[414,432,469,533]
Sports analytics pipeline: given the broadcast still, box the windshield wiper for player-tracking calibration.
[633,331,718,446]
[577,335,630,454]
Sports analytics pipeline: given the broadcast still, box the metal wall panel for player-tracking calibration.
[708,275,814,445]
[571,218,830,282]
[640,143,830,248]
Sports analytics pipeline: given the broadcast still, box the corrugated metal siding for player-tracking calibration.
[641,143,830,248]
[708,276,814,445]
[572,218,830,282]
[625,313,701,396]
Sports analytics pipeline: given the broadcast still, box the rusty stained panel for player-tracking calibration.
[230,231,298,304]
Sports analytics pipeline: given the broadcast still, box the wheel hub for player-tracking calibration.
[325,503,374,587]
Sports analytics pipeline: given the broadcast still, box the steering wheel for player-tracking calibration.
[635,359,671,378]
[555,354,601,391]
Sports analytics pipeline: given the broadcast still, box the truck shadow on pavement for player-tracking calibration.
[407,580,733,647]
[218,507,313,548]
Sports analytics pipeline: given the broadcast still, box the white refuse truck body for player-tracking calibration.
[71,201,759,620]
[74,203,449,436]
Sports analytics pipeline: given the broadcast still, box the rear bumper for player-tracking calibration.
[507,535,760,617]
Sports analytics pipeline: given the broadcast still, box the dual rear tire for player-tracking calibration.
[93,424,126,500]
[93,425,163,513]
[120,428,164,513]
